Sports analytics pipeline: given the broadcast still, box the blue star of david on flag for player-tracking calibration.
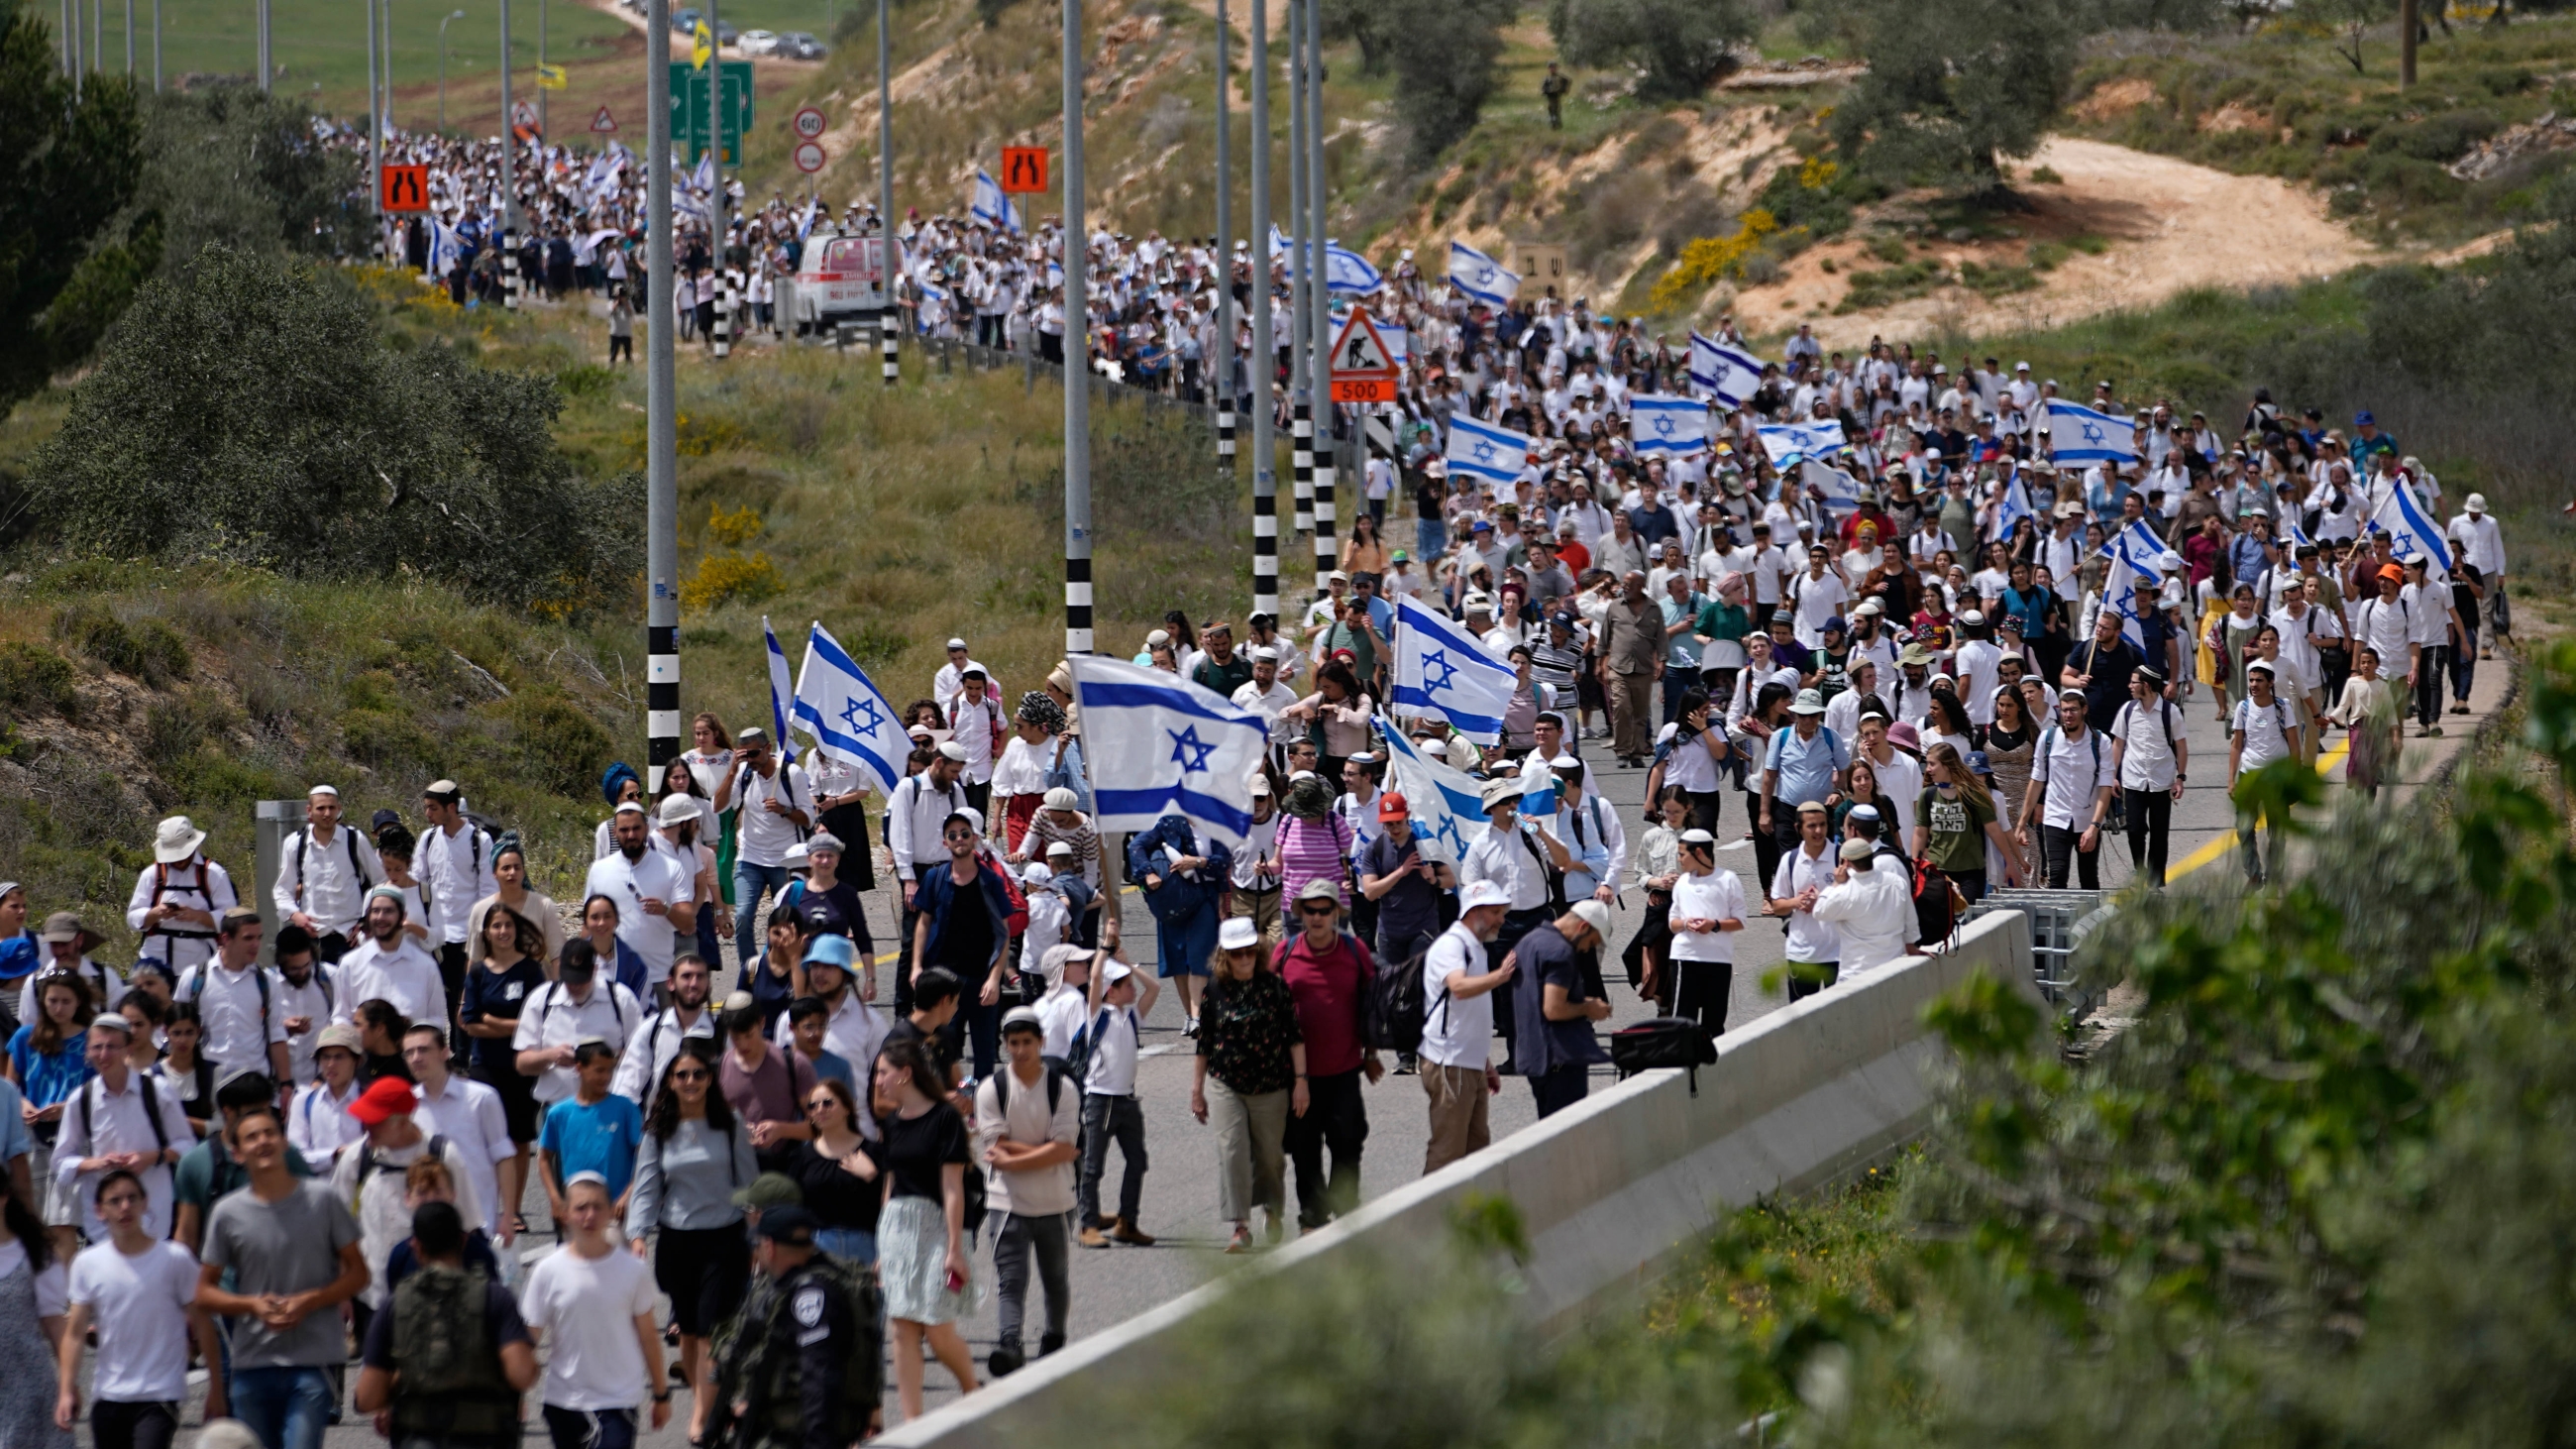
[1631,392,1711,457]
[1447,241,1521,307]
[1391,597,1517,743]
[1373,714,1496,867]
[2047,398,2136,466]
[1419,649,1460,695]
[1167,724,1220,774]
[1444,413,1531,486]
[839,692,888,739]
[790,621,904,796]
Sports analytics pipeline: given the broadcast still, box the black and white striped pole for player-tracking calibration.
[646,0,681,772]
[1285,8,1312,547]
[1304,0,1335,594]
[1213,0,1235,482]
[712,273,732,358]
[1246,0,1276,626]
[502,233,521,308]
[1061,0,1093,657]
[879,0,900,388]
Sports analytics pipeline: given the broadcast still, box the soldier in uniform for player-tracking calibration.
[718,1206,881,1449]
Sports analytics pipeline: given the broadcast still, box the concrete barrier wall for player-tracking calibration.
[877,910,2037,1447]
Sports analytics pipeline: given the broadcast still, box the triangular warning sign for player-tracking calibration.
[590,106,618,134]
[1329,305,1396,379]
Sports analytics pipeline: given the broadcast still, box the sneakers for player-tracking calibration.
[2419,724,2444,737]
[1394,1052,1418,1075]
[1182,1016,1201,1039]
[2451,703,2471,715]
[989,1347,1025,1378]
[1078,1224,1111,1249]
[1224,1226,1253,1255]
[1109,1216,1157,1246]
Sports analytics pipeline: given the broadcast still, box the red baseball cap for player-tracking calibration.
[349,1075,420,1128]
[1377,792,1410,822]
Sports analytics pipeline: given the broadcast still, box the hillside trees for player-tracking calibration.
[33,247,639,615]
[1823,0,2082,190]
[0,6,146,408]
[1382,0,1515,163]
[1548,0,1760,101]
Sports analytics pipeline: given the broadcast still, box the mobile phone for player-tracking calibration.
[944,1267,965,1292]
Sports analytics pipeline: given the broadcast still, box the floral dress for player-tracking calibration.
[1197,969,1302,1096]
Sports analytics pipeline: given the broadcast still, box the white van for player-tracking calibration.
[792,231,890,333]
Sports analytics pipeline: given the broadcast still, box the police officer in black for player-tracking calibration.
[723,1206,880,1449]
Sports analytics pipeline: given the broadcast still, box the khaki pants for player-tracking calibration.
[1609,670,1656,758]
[1420,1061,1490,1174]
[1208,1076,1289,1222]
[1229,886,1282,948]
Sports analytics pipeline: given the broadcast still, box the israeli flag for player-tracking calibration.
[795,195,819,243]
[1066,656,1270,850]
[2369,478,2451,582]
[1991,474,2037,542]
[1447,241,1520,307]
[1803,459,1865,514]
[970,169,1022,233]
[2288,516,2315,552]
[1325,243,1383,295]
[2047,399,2137,466]
[762,616,795,748]
[1629,394,1709,456]
[789,623,907,796]
[1373,719,1489,866]
[2100,551,2151,652]
[2099,518,2167,566]
[1689,331,1764,406]
[1390,596,1517,744]
[1445,412,1532,486]
[1757,419,1847,468]
[1268,224,1289,260]
[1379,319,1409,366]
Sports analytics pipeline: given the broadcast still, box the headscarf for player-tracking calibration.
[1017,691,1066,734]
[599,760,642,806]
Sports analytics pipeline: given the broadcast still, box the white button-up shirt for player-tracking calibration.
[1417,922,1493,1070]
[269,824,383,938]
[612,1006,717,1105]
[409,1073,515,1231]
[733,761,812,869]
[2030,723,2116,831]
[333,937,448,1030]
[1460,821,1553,914]
[287,1078,364,1168]
[1811,863,1915,980]
[52,1069,193,1240]
[174,961,288,1072]
[887,772,969,882]
[511,979,644,1103]
[417,824,499,947]
[126,858,237,972]
[773,989,888,1134]
[1770,841,1840,964]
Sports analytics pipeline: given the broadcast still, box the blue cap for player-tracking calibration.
[1822,616,1847,634]
[1967,750,1992,775]
[801,934,855,970]
[2354,410,2375,425]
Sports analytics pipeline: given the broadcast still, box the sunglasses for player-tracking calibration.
[1298,902,1338,916]
[804,1098,838,1113]
[670,1068,710,1083]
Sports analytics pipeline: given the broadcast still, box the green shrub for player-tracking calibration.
[341,707,433,770]
[507,690,615,800]
[52,603,190,686]
[0,642,78,719]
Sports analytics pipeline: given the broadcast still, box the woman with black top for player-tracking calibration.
[787,1076,881,1264]
[626,1044,754,1445]
[147,1002,216,1136]
[743,906,804,1035]
[460,903,549,1235]
[353,999,413,1085]
[874,1037,978,1421]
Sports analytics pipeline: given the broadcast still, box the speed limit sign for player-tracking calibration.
[793,140,827,173]
[792,106,827,140]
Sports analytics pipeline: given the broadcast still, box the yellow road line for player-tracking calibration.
[2166,739,2350,882]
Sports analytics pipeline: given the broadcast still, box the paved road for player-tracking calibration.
[104,652,2509,1443]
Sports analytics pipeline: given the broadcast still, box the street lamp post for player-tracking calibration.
[1249,0,1273,635]
[647,0,681,769]
[1062,0,1091,657]
[438,8,464,132]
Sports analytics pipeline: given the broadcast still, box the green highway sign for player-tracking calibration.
[668,61,754,164]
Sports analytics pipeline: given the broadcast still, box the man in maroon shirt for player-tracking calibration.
[1274,880,1387,1231]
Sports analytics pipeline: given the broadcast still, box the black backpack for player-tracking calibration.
[1609,1017,1719,1094]
[1363,942,1440,1054]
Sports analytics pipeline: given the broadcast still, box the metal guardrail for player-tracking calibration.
[1962,888,2113,1020]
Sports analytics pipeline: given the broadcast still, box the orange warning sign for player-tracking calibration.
[1000,146,1048,193]
[380,165,430,213]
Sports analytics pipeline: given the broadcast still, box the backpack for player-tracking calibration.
[387,1264,518,1438]
[991,1062,1068,1119]
[714,1257,884,1446]
[180,962,275,1041]
[289,826,376,904]
[1911,857,1962,947]
[356,1135,453,1216]
[977,844,1030,937]
[1363,944,1442,1055]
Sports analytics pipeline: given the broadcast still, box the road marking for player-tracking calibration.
[2166,738,2351,882]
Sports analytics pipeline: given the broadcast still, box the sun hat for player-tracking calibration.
[656,794,702,827]
[1218,917,1261,951]
[1788,689,1827,716]
[154,817,206,864]
[1459,881,1510,911]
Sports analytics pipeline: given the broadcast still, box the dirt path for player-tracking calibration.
[1726,136,2386,347]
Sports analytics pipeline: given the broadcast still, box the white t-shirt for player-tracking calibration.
[1667,867,1747,963]
[2233,697,2298,771]
[66,1239,199,1402]
[1083,1002,1145,1096]
[520,1243,660,1410]
[0,1236,70,1316]
[1770,844,1839,965]
[583,848,697,985]
[1417,921,1493,1070]
[2110,697,2182,791]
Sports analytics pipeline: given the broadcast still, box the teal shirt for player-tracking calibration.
[539,1092,647,1200]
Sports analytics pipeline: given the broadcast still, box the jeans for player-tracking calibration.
[228,1366,337,1449]
[815,1226,877,1264]
[960,996,1002,1081]
[2122,786,2173,887]
[990,1211,1070,1353]
[2040,823,2100,889]
[1530,1062,1590,1118]
[1284,1068,1368,1227]
[733,861,794,969]
[541,1405,638,1449]
[2450,616,2478,701]
[1077,1093,1147,1227]
[1417,516,1446,561]
[2238,799,2287,884]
